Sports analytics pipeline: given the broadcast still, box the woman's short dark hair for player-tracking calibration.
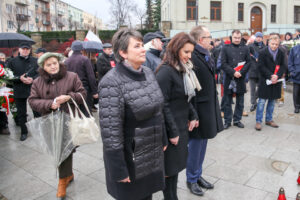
[112,28,143,63]
[159,32,196,72]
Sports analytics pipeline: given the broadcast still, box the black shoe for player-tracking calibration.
[197,177,214,189]
[20,134,27,141]
[187,182,204,196]
[233,121,244,128]
[250,104,257,112]
[223,123,231,129]
[295,108,300,113]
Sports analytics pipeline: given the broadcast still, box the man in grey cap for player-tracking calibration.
[143,32,164,71]
[35,48,47,58]
[7,42,40,141]
[96,43,116,81]
[294,28,300,40]
[65,40,98,114]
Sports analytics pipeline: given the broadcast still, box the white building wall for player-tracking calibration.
[162,0,300,38]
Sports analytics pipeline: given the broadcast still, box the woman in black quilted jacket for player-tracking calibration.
[98,28,167,200]
[156,32,200,200]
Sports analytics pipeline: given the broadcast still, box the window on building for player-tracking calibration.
[211,1,221,21]
[271,5,276,23]
[295,6,300,23]
[187,0,197,20]
[7,21,14,29]
[238,3,244,22]
[6,4,12,13]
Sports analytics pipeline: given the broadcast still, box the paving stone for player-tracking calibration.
[204,163,256,184]
[87,168,106,184]
[0,168,53,200]
[204,179,268,200]
[205,147,248,167]
[231,143,276,158]
[246,171,300,198]
[237,155,289,175]
[70,183,113,200]
[270,149,300,165]
[73,151,104,175]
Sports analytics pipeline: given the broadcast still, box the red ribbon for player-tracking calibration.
[274,65,280,75]
[110,61,116,68]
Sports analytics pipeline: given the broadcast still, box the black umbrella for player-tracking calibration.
[0,33,35,48]
[82,41,103,53]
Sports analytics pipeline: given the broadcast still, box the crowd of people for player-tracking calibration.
[0,26,300,200]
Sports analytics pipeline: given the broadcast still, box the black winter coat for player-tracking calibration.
[7,55,39,98]
[145,48,162,71]
[98,62,166,200]
[248,41,266,79]
[221,43,251,94]
[190,46,223,139]
[96,53,115,80]
[65,52,97,95]
[258,47,286,99]
[156,64,198,176]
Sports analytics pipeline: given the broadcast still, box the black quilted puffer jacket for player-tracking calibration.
[98,62,167,200]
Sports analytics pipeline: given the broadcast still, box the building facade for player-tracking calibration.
[161,0,300,37]
[0,0,103,32]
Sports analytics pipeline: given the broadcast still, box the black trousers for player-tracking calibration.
[163,174,179,200]
[0,111,8,129]
[223,93,244,124]
[293,83,300,109]
[15,98,40,135]
[59,153,73,179]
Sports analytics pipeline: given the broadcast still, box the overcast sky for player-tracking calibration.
[61,0,146,28]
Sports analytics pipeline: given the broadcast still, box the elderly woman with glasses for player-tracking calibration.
[98,28,167,200]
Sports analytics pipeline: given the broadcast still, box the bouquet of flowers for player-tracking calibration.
[0,64,16,116]
[281,40,300,50]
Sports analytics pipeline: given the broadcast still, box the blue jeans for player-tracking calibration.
[223,93,244,124]
[186,138,208,183]
[256,98,276,123]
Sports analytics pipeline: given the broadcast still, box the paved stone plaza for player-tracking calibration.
[0,87,299,200]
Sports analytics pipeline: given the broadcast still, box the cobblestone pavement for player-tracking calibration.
[0,86,299,200]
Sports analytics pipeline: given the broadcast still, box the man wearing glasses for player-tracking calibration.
[186,26,224,197]
[221,30,251,129]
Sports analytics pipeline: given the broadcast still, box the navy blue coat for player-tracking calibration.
[288,45,300,84]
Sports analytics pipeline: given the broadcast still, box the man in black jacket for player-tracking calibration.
[7,42,39,141]
[65,41,98,113]
[186,26,224,196]
[221,30,251,129]
[96,43,116,81]
[248,32,266,112]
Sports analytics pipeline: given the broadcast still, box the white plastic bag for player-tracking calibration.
[67,93,100,146]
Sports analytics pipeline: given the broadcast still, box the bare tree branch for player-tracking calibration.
[109,0,135,29]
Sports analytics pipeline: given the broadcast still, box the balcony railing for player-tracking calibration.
[42,7,50,13]
[58,10,64,16]
[15,0,29,6]
[16,14,30,21]
[58,22,65,27]
[42,20,50,25]
[40,0,50,2]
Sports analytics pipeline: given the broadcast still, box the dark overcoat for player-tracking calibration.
[189,46,223,139]
[220,43,251,94]
[7,55,39,98]
[257,47,287,100]
[156,64,198,177]
[248,41,266,79]
[96,53,115,80]
[98,63,166,200]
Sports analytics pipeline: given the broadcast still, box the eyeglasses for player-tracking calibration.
[202,36,212,39]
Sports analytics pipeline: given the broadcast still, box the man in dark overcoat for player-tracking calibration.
[7,42,40,141]
[221,30,251,129]
[186,26,224,196]
[288,41,300,113]
[248,32,266,112]
[255,34,287,130]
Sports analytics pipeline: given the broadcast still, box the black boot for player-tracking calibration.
[187,182,204,196]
